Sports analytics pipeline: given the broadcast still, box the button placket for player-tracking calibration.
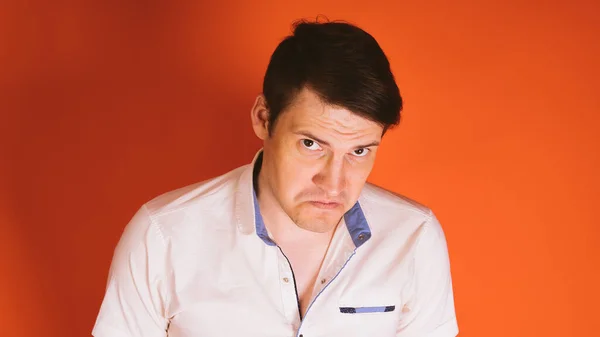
[277,249,300,325]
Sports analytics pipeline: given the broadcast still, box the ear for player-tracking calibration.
[251,94,270,140]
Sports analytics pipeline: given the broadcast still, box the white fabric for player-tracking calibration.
[92,150,458,337]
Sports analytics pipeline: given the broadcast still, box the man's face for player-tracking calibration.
[254,87,384,233]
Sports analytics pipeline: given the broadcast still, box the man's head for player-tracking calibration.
[251,19,403,233]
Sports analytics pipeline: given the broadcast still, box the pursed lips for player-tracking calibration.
[309,200,342,209]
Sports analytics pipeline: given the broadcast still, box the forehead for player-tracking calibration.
[282,88,383,134]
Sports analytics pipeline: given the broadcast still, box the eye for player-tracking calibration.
[301,139,322,151]
[352,148,369,157]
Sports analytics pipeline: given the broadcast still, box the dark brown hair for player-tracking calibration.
[262,18,403,135]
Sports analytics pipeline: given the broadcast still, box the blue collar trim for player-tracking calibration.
[251,182,371,249]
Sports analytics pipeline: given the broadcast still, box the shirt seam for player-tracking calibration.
[409,209,435,301]
[143,204,167,246]
[412,208,435,259]
[141,203,172,321]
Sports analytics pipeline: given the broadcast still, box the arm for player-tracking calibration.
[92,205,170,337]
[397,211,459,337]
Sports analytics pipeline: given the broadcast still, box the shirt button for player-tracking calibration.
[358,234,365,240]
[283,277,289,283]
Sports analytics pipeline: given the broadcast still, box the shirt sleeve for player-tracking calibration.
[397,211,459,337]
[92,205,170,337]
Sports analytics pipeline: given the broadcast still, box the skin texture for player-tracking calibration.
[251,87,385,316]
[251,87,384,234]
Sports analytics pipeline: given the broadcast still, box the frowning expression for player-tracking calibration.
[253,87,384,233]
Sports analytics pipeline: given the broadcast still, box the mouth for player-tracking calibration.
[308,201,342,209]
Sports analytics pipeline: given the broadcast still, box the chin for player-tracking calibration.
[295,221,337,233]
[286,202,344,232]
[293,211,342,233]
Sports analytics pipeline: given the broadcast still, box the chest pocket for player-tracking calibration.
[335,288,402,336]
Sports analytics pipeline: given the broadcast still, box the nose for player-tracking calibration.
[313,155,346,197]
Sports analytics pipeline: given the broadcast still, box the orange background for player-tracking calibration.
[1,1,599,336]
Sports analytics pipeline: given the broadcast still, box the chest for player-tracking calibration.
[281,247,328,316]
[165,242,410,337]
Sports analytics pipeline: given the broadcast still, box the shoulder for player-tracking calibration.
[358,182,448,246]
[359,182,433,222]
[146,165,247,213]
[139,164,250,234]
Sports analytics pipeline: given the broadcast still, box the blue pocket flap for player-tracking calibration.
[340,305,396,314]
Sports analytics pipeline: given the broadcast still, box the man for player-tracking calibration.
[92,19,459,337]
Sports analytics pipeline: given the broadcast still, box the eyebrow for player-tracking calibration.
[294,131,380,149]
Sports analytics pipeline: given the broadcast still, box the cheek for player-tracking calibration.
[275,160,312,196]
[346,164,373,191]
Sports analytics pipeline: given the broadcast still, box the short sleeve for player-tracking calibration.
[397,211,459,337]
[92,205,170,337]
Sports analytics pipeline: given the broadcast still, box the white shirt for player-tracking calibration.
[92,150,459,337]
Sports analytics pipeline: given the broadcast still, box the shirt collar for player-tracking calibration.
[236,149,371,249]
